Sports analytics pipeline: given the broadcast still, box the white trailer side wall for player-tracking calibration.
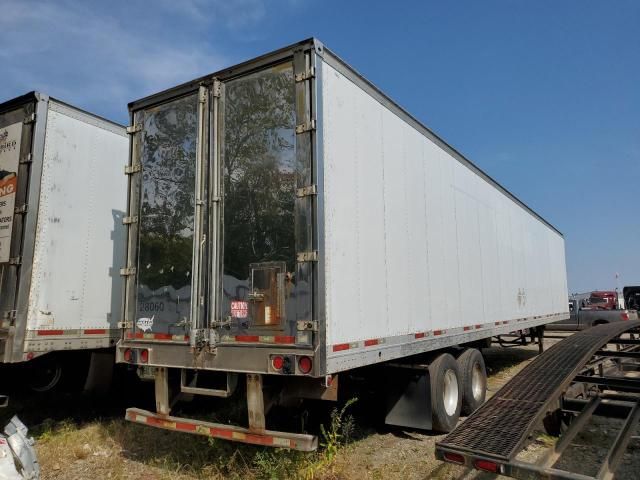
[26,101,127,342]
[321,60,568,361]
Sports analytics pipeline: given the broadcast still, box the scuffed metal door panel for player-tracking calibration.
[26,105,127,334]
[134,94,199,337]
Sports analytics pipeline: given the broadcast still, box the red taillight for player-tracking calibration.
[298,356,313,374]
[139,349,149,363]
[444,452,465,464]
[474,459,500,473]
[123,349,132,363]
[621,312,629,321]
[272,355,284,371]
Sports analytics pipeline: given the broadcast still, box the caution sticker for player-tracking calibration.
[231,301,248,318]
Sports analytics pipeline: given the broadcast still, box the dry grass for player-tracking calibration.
[35,419,341,480]
[13,343,549,480]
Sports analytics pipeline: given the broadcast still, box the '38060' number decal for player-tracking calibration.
[139,302,165,312]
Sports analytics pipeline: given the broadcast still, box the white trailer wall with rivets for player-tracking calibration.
[319,58,568,371]
[0,93,128,363]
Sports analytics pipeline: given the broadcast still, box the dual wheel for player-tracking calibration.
[429,348,487,432]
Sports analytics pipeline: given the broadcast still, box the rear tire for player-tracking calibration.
[457,348,487,415]
[429,353,462,432]
[28,357,63,392]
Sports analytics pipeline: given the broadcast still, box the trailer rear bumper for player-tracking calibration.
[125,408,318,452]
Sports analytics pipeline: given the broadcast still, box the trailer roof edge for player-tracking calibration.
[0,91,126,130]
[318,44,563,238]
[125,37,562,237]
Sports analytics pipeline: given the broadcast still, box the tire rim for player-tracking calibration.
[443,369,459,416]
[471,362,484,401]
[30,363,63,392]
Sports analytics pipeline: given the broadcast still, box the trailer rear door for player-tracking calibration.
[132,93,201,340]
[0,99,38,360]
[218,61,301,340]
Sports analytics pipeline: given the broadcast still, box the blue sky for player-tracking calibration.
[1,0,638,293]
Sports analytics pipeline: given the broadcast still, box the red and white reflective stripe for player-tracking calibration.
[32,328,119,337]
[221,335,295,345]
[36,329,65,336]
[332,342,360,352]
[329,312,567,354]
[127,411,295,448]
[126,332,189,342]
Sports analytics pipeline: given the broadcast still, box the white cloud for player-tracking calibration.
[0,0,292,121]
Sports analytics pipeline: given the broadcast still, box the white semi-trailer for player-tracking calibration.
[117,39,569,450]
[0,92,128,392]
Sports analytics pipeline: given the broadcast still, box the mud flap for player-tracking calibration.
[384,370,432,430]
[83,351,115,394]
[1,416,39,480]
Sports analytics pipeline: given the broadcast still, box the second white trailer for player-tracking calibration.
[118,38,569,450]
[0,92,128,392]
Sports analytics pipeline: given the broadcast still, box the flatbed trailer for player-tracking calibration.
[117,38,569,450]
[436,320,640,480]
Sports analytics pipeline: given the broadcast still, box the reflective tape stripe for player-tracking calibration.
[127,410,297,449]
[126,332,189,342]
[224,335,296,344]
[333,343,350,352]
[84,329,107,335]
[31,328,119,338]
[235,335,260,343]
[37,330,65,336]
[329,312,567,355]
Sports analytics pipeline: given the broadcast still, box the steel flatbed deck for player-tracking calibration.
[435,321,640,480]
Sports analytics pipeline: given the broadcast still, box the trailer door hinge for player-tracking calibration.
[295,67,316,83]
[14,204,27,215]
[297,320,318,331]
[212,79,222,98]
[8,257,22,266]
[296,184,317,198]
[120,267,137,276]
[123,216,138,225]
[1,310,17,321]
[126,123,142,134]
[297,250,318,262]
[23,113,36,125]
[117,321,133,329]
[198,88,208,103]
[20,153,33,164]
[125,164,142,174]
[295,120,316,134]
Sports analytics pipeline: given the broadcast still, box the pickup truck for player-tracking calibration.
[548,298,638,331]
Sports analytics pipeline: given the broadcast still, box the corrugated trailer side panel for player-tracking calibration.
[320,58,568,369]
[25,100,127,351]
